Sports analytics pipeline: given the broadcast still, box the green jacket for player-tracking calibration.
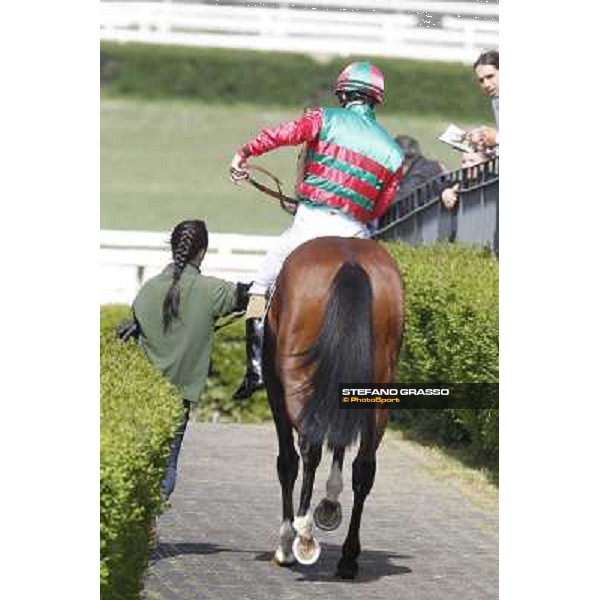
[133,264,237,402]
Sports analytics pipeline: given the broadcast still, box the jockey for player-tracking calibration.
[229,61,404,400]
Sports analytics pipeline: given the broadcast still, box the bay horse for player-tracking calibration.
[262,236,405,579]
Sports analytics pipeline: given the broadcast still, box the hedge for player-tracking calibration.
[384,242,499,475]
[191,319,272,423]
[100,42,492,122]
[385,242,498,384]
[100,305,183,600]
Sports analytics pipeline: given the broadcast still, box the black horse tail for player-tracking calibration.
[299,261,373,450]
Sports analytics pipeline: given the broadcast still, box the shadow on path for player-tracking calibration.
[254,543,413,583]
[150,542,233,562]
[150,541,412,583]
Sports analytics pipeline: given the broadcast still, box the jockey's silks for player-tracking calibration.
[239,104,404,223]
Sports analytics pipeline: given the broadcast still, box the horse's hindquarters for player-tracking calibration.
[264,236,404,577]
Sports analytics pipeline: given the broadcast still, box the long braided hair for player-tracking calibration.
[162,220,208,333]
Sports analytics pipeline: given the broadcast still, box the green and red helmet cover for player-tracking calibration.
[335,61,385,104]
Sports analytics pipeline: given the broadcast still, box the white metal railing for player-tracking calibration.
[100,229,277,305]
[100,1,499,64]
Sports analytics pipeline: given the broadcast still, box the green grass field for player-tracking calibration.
[101,98,477,234]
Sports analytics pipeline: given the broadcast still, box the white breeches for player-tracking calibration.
[249,203,370,296]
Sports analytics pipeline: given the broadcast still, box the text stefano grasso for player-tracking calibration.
[341,388,450,396]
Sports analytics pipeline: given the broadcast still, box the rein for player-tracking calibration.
[246,164,298,215]
[215,164,293,332]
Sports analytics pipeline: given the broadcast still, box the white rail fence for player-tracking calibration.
[100,229,277,305]
[100,0,499,64]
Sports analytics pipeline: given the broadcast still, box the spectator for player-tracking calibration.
[393,134,447,199]
[440,51,499,211]
[375,134,447,229]
[466,50,499,153]
[441,151,488,209]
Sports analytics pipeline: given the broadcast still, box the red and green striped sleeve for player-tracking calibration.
[239,109,323,158]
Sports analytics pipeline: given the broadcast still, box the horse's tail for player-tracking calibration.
[299,261,373,450]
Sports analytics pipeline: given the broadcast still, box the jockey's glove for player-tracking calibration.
[230,152,250,183]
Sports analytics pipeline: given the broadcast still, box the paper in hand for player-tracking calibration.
[438,124,474,153]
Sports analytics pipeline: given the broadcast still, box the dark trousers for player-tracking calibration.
[160,400,191,500]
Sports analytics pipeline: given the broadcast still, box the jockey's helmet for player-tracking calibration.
[334,61,384,104]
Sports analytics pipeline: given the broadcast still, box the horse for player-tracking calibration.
[262,236,405,579]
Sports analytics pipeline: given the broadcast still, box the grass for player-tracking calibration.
[385,428,499,509]
[101,98,476,234]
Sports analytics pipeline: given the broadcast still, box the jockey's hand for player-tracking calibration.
[230,152,250,184]
[441,183,460,210]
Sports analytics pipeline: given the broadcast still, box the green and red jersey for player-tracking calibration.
[239,104,404,222]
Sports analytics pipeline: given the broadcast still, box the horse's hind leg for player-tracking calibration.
[336,411,385,580]
[292,434,323,564]
[270,394,298,565]
[264,326,299,566]
[274,419,298,566]
[314,447,344,532]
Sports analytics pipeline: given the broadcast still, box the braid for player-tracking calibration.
[173,228,195,280]
[162,220,208,333]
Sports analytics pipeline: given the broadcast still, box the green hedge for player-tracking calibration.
[100,42,491,122]
[384,242,499,475]
[197,319,272,423]
[100,306,183,600]
[385,243,498,384]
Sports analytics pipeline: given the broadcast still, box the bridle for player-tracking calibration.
[245,164,298,215]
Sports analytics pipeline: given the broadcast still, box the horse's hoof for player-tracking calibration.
[272,549,296,566]
[292,535,321,565]
[336,558,358,580]
[314,499,342,531]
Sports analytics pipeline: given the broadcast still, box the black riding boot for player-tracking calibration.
[232,318,265,400]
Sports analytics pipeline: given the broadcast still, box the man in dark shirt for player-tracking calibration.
[393,135,446,201]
